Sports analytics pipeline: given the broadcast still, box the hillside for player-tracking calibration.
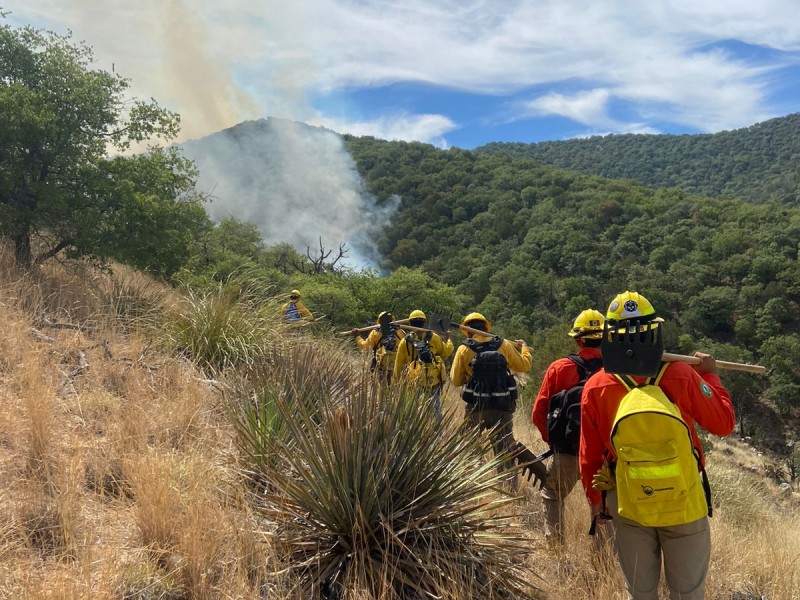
[341,135,800,454]
[174,122,800,458]
[0,253,798,599]
[475,113,800,204]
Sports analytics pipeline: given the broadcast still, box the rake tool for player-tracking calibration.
[601,319,766,376]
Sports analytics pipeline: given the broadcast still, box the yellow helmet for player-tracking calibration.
[290,289,301,298]
[408,309,426,321]
[606,291,664,327]
[567,309,605,339]
[461,312,491,332]
[376,311,395,324]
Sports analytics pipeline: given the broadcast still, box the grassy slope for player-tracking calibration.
[0,254,797,599]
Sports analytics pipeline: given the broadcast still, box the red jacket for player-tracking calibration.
[531,347,603,443]
[579,361,735,505]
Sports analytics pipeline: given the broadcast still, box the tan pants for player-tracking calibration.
[541,451,581,544]
[607,492,711,600]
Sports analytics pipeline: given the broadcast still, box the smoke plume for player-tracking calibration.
[182,119,394,270]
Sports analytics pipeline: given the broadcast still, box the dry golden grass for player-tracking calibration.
[0,250,797,599]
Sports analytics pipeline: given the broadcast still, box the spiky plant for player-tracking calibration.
[232,344,538,599]
[165,279,282,373]
[93,267,169,332]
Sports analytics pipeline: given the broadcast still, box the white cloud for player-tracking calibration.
[309,113,457,147]
[522,89,614,128]
[9,0,800,139]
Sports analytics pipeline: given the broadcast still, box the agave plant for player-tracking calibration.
[232,343,538,599]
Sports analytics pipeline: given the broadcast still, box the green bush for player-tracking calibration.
[232,344,538,599]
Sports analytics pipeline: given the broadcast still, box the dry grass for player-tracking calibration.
[0,251,798,599]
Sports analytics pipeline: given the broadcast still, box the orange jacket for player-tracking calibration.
[531,347,602,444]
[578,361,734,506]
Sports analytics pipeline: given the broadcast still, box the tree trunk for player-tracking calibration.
[14,232,32,268]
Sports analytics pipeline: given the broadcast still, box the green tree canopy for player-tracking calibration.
[0,20,207,275]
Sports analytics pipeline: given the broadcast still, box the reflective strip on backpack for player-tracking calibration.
[627,462,682,480]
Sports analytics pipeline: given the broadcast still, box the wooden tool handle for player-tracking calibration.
[337,318,410,336]
[450,321,487,337]
[661,352,766,374]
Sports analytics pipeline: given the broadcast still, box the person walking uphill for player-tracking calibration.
[352,311,405,384]
[532,309,605,547]
[281,290,314,326]
[393,309,453,421]
[450,313,533,486]
[579,291,735,600]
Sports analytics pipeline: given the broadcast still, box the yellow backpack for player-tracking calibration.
[611,363,711,527]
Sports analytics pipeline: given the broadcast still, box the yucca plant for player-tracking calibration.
[232,344,539,599]
[165,279,282,373]
[93,267,169,332]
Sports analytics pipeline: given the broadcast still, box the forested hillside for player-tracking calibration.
[475,113,800,204]
[344,135,800,451]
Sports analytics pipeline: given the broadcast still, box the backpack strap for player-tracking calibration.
[406,330,434,361]
[566,354,587,379]
[465,336,503,353]
[613,361,669,390]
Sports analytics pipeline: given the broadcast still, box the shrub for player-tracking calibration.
[232,344,538,599]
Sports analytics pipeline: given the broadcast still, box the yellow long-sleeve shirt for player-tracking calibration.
[393,331,454,384]
[450,333,532,387]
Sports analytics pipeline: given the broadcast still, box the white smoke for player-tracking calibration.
[13,1,399,269]
[182,119,394,270]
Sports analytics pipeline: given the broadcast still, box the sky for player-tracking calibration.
[7,1,800,270]
[8,0,800,150]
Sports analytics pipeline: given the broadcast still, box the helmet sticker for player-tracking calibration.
[623,300,639,313]
[700,381,713,398]
[609,300,620,313]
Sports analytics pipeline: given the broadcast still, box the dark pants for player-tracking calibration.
[465,405,517,475]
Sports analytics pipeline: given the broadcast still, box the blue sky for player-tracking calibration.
[8,1,800,149]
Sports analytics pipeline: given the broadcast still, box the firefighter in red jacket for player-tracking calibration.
[531,309,604,546]
[579,291,734,600]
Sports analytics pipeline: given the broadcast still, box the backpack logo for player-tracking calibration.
[610,364,710,528]
[546,355,602,454]
[461,337,518,411]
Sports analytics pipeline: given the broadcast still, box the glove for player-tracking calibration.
[591,465,615,491]
[511,443,548,489]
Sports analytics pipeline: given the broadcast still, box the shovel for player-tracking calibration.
[601,319,766,376]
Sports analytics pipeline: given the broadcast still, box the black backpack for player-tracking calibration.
[546,355,603,455]
[461,337,518,411]
[407,331,434,363]
[379,330,398,353]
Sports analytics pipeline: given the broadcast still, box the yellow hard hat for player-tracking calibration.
[290,289,301,298]
[606,291,664,326]
[461,312,491,332]
[568,309,605,339]
[409,309,426,321]
[376,311,395,324]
